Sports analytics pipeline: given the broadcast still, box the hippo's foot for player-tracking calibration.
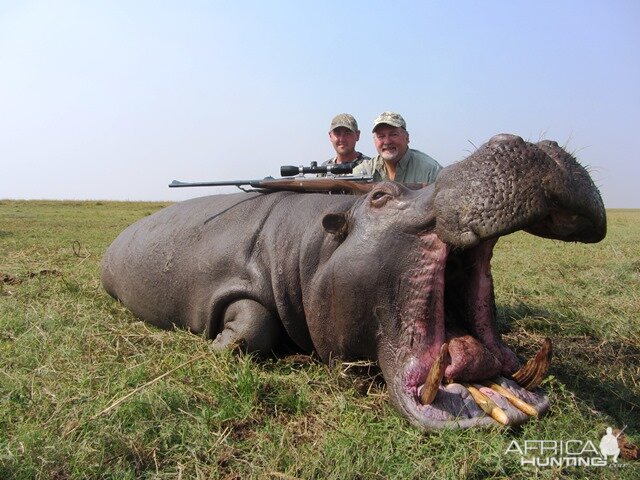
[211,299,283,355]
[387,235,552,430]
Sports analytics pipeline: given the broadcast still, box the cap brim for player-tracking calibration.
[330,124,356,132]
[372,121,403,132]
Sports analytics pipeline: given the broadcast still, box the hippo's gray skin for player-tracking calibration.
[102,134,606,430]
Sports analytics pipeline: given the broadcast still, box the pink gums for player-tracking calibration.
[465,239,520,374]
[401,233,449,388]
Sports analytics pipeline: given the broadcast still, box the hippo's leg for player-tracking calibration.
[211,299,282,355]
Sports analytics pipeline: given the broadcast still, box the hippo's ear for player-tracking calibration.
[322,212,349,239]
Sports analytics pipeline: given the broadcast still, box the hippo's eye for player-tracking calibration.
[370,190,391,208]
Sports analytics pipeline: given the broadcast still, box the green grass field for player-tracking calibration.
[1,200,638,479]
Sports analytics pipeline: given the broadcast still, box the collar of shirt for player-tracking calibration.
[374,149,413,181]
[329,152,365,165]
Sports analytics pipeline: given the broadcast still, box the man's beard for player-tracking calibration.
[380,147,400,162]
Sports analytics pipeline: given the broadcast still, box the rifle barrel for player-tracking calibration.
[169,180,255,188]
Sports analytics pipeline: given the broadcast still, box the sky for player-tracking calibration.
[1,1,639,207]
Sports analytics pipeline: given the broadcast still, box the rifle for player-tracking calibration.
[169,162,376,194]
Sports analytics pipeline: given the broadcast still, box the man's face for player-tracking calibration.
[329,127,360,156]
[374,125,410,163]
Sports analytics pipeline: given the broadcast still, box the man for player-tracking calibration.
[353,112,442,184]
[321,113,370,174]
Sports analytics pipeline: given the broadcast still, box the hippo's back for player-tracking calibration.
[101,192,292,332]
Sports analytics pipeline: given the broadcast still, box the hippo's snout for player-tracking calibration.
[431,134,606,247]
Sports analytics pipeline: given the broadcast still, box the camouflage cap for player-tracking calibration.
[329,113,359,133]
[372,111,406,132]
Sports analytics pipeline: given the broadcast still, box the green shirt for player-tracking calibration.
[352,149,442,184]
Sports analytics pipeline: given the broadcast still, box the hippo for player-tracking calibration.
[101,134,606,430]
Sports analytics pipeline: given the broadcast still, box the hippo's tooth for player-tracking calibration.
[482,379,538,416]
[419,342,448,406]
[512,337,552,390]
[463,383,510,426]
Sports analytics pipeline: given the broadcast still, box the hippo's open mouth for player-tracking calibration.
[394,233,552,429]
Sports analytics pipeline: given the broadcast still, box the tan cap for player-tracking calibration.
[372,111,406,132]
[329,113,358,133]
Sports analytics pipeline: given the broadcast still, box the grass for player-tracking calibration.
[0,200,638,479]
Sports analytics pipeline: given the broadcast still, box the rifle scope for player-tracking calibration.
[280,161,353,177]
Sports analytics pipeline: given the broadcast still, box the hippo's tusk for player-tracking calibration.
[419,342,448,406]
[511,338,552,390]
[482,379,538,416]
[463,383,510,425]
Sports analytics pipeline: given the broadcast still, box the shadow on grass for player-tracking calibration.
[496,303,561,333]
[498,304,640,436]
[551,337,640,434]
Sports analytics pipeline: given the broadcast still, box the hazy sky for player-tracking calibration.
[1,1,639,207]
